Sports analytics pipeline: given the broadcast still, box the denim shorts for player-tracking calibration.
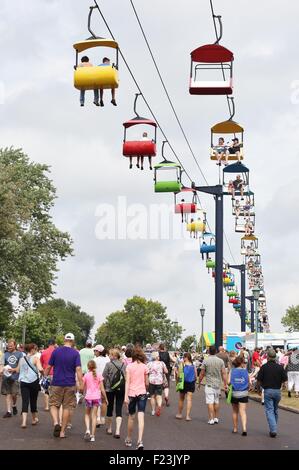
[128,394,147,415]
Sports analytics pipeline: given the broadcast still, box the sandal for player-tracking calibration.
[113,434,120,439]
[175,414,183,420]
[32,419,39,426]
[125,438,132,447]
[106,429,113,435]
[53,424,61,437]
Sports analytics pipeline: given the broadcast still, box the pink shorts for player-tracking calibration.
[85,399,101,408]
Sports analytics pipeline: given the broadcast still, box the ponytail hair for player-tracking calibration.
[87,360,97,380]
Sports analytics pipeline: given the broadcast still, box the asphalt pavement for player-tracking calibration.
[0,383,298,450]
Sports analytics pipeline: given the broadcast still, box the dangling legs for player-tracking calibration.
[129,157,133,170]
[149,156,153,170]
[100,89,104,107]
[140,156,144,170]
[80,90,85,106]
[93,89,99,106]
[111,88,117,106]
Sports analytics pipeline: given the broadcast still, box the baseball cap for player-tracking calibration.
[64,333,75,341]
[267,348,276,359]
[86,339,93,346]
[94,344,104,352]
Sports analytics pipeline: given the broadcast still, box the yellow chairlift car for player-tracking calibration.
[73,5,119,92]
[210,119,244,163]
[73,39,119,91]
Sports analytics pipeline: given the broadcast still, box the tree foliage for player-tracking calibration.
[7,299,95,348]
[95,296,183,349]
[180,335,196,352]
[281,305,299,332]
[0,147,73,317]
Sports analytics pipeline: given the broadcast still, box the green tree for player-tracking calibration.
[281,305,299,332]
[95,296,183,349]
[6,310,64,346]
[37,299,95,348]
[0,286,14,336]
[7,299,95,348]
[180,335,196,352]
[0,147,73,313]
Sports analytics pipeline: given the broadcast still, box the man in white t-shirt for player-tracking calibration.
[198,345,227,425]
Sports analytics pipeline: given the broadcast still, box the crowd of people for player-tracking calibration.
[0,336,298,449]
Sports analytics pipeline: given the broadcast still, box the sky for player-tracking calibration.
[1,0,299,339]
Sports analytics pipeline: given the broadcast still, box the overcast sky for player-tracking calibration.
[1,0,299,339]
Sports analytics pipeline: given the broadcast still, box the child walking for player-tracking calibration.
[83,360,108,442]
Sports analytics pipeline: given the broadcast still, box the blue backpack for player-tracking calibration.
[230,368,249,392]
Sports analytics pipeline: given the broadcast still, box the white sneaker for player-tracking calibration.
[208,419,215,425]
[84,431,91,441]
[214,418,219,424]
[151,410,155,416]
[90,436,95,442]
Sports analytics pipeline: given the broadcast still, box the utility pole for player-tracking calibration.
[195,184,223,349]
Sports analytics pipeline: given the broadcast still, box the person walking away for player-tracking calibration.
[158,343,172,407]
[144,344,153,364]
[175,352,197,421]
[83,360,107,443]
[286,348,299,398]
[124,346,148,450]
[228,351,237,372]
[40,339,57,411]
[123,344,134,367]
[103,349,126,438]
[1,339,23,418]
[216,346,229,369]
[147,352,168,417]
[252,347,262,367]
[198,345,227,425]
[80,340,94,376]
[11,343,44,428]
[257,349,288,438]
[94,344,110,426]
[45,333,83,438]
[228,355,249,435]
[216,346,229,397]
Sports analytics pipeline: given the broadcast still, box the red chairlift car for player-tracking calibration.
[174,187,197,221]
[123,94,157,168]
[189,44,234,95]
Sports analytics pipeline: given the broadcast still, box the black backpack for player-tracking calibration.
[159,351,170,370]
[110,361,125,391]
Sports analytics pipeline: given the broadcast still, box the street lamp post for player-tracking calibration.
[200,305,205,352]
[252,286,260,348]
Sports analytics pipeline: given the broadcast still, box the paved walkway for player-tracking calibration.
[0,384,298,450]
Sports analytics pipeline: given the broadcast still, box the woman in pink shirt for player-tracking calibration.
[124,346,148,450]
[83,360,108,442]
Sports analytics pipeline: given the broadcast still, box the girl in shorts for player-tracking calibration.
[83,360,108,442]
[124,346,149,450]
[175,353,197,421]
